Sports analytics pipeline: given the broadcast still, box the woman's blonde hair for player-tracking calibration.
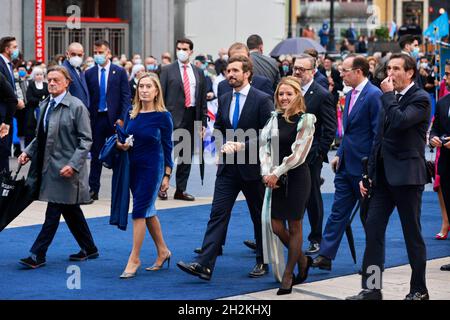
[130,73,166,119]
[274,76,306,123]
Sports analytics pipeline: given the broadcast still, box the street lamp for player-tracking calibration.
[328,0,336,52]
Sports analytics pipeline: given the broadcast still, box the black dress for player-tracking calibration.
[25,81,49,145]
[271,114,311,221]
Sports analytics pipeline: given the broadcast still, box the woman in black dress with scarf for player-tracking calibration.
[260,76,316,295]
[25,67,48,146]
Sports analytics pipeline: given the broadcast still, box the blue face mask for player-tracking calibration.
[94,54,107,66]
[147,64,157,71]
[282,65,289,73]
[11,49,20,60]
[18,70,27,78]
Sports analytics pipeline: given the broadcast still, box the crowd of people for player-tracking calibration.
[0,30,449,300]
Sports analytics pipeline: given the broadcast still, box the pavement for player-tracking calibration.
[5,149,450,300]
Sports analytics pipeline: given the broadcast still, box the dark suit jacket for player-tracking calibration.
[217,75,273,99]
[430,93,450,178]
[0,72,18,125]
[314,71,329,90]
[304,81,336,163]
[63,60,90,109]
[250,52,280,90]
[320,67,343,103]
[0,56,17,124]
[0,56,14,89]
[369,84,431,186]
[159,62,208,129]
[214,86,274,181]
[337,81,382,176]
[85,63,131,125]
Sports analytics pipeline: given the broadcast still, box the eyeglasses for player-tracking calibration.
[293,66,313,73]
[341,67,355,73]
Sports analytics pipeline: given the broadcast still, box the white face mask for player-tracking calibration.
[222,55,229,62]
[177,50,190,63]
[69,56,83,68]
[134,59,142,65]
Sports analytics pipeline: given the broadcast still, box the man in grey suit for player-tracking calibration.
[159,38,208,201]
[247,34,280,90]
[18,66,98,269]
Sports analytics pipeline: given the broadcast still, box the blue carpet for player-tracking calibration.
[0,192,449,300]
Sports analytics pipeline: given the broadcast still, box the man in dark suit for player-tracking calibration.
[159,38,208,201]
[85,40,131,202]
[177,55,274,281]
[347,53,431,300]
[321,56,344,104]
[217,42,273,99]
[430,60,450,273]
[293,54,336,255]
[0,72,18,139]
[63,42,90,109]
[312,55,382,271]
[0,36,24,173]
[304,48,329,90]
[247,35,280,90]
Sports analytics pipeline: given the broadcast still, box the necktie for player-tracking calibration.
[396,93,403,102]
[233,92,241,130]
[183,65,191,108]
[45,99,56,132]
[348,89,359,115]
[99,68,107,112]
[8,62,15,88]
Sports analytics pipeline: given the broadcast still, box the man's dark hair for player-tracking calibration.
[389,53,417,80]
[324,55,335,62]
[399,35,416,50]
[94,40,110,49]
[350,56,370,77]
[247,34,263,51]
[0,36,16,54]
[228,55,253,81]
[176,38,194,51]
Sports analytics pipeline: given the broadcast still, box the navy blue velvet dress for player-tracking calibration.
[126,111,174,219]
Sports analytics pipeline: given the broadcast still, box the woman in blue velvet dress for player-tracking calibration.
[117,73,174,278]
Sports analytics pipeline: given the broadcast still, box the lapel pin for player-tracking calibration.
[113,71,116,75]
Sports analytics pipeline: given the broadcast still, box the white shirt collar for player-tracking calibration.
[178,60,191,69]
[354,78,369,93]
[233,83,251,96]
[99,60,111,72]
[397,81,415,96]
[302,79,314,94]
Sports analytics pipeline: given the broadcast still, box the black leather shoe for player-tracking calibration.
[277,273,295,295]
[174,191,195,201]
[249,264,269,278]
[311,255,332,271]
[404,292,430,300]
[194,246,223,256]
[177,261,211,281]
[441,264,450,271]
[69,249,99,261]
[88,191,99,203]
[295,256,313,285]
[243,240,257,251]
[158,190,168,200]
[19,256,46,269]
[346,289,382,300]
[305,242,320,255]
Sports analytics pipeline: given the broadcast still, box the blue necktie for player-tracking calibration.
[8,62,15,89]
[99,68,107,112]
[45,99,56,132]
[232,92,241,130]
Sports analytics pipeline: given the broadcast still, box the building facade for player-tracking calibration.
[0,0,176,63]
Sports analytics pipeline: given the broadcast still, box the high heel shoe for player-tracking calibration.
[146,251,171,271]
[120,263,141,279]
[276,273,295,295]
[435,232,448,240]
[294,256,313,285]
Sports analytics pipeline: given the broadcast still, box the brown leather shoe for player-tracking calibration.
[174,191,195,201]
[158,191,168,200]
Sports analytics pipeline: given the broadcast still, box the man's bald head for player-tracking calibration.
[66,42,85,60]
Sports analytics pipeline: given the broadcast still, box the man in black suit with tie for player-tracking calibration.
[430,60,450,273]
[159,38,208,201]
[0,36,25,173]
[177,55,274,281]
[293,54,336,255]
[347,53,431,300]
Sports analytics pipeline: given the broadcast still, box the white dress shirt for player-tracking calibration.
[229,83,251,124]
[301,79,314,96]
[178,60,196,106]
[396,81,415,101]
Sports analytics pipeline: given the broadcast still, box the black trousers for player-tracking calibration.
[306,155,324,244]
[362,164,427,293]
[174,108,195,192]
[196,165,265,272]
[30,203,97,258]
[0,134,11,173]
